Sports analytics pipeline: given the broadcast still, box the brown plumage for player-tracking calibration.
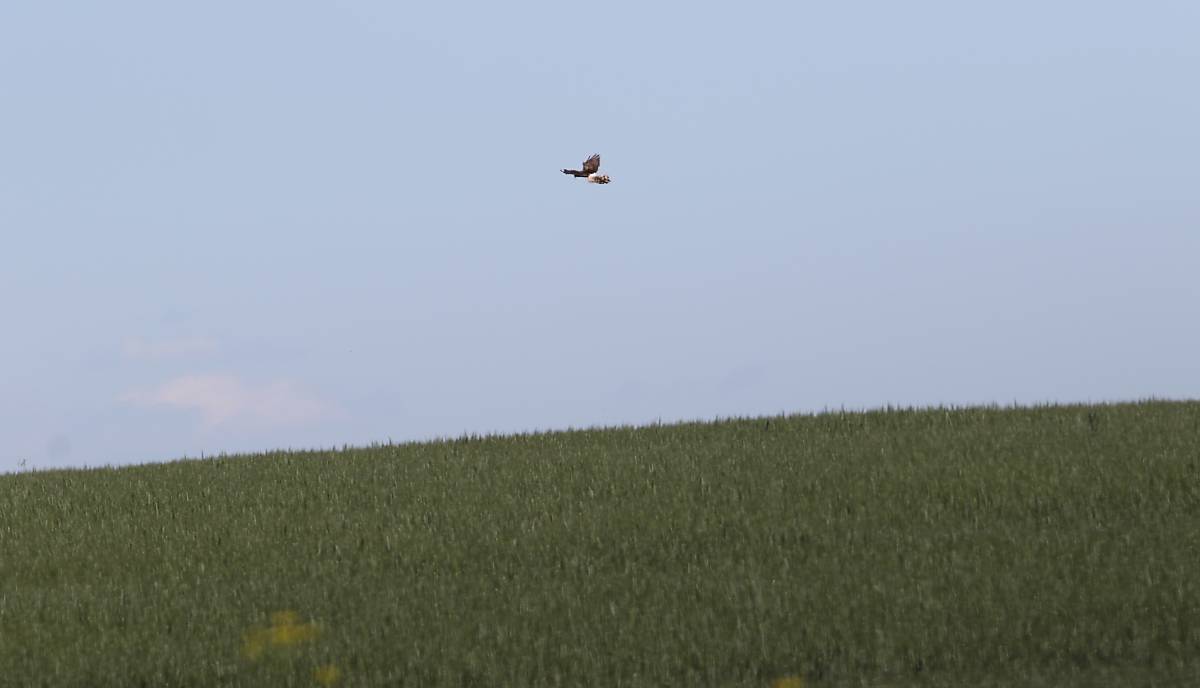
[561,153,611,184]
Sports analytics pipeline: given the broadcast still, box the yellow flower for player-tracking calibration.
[271,618,320,647]
[314,664,342,686]
[241,610,320,660]
[770,676,805,688]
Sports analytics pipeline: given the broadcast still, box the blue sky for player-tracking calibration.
[3,1,1198,472]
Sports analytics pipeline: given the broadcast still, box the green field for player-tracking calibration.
[2,401,1199,687]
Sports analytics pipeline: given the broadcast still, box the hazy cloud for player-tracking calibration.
[122,336,219,360]
[122,374,331,427]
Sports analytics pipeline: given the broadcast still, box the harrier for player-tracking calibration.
[561,153,611,184]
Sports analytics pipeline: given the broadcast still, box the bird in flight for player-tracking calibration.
[561,153,611,184]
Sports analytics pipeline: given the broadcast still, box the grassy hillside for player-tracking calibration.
[2,401,1199,687]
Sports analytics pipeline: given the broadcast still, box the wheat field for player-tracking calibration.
[2,401,1198,686]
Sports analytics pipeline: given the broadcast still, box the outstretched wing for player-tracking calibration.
[581,154,601,175]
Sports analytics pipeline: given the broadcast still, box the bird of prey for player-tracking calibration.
[561,153,611,184]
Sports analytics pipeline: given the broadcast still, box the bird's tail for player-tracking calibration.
[588,175,611,184]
